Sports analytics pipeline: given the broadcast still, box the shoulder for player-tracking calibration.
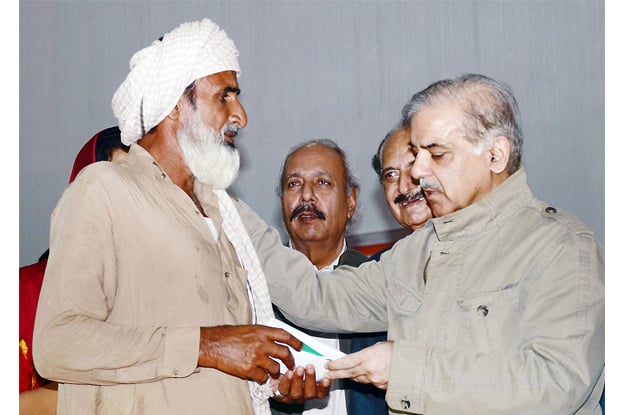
[522,197,599,242]
[70,160,127,188]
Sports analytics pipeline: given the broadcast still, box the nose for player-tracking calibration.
[229,98,248,129]
[300,181,315,202]
[398,171,415,195]
[410,151,431,182]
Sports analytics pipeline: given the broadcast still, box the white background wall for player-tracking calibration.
[19,0,605,266]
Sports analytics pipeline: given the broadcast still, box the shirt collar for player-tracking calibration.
[288,239,347,272]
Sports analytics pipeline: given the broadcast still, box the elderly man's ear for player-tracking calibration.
[167,103,182,121]
[488,135,511,174]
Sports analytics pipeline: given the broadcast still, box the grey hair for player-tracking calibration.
[401,74,523,174]
[277,138,361,226]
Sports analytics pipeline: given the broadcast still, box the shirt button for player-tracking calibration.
[400,398,411,409]
[477,304,489,317]
[224,272,231,278]
[545,206,557,214]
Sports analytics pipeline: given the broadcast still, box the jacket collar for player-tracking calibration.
[430,167,533,241]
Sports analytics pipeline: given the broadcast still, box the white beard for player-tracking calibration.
[177,110,240,190]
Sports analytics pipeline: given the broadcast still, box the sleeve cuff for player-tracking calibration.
[386,339,425,413]
[161,327,200,378]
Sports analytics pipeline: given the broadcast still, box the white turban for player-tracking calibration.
[111,18,240,145]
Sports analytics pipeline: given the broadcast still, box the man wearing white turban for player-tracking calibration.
[33,18,330,415]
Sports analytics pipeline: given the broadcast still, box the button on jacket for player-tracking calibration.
[240,167,604,415]
[33,144,255,415]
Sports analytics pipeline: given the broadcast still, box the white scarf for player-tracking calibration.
[214,189,274,415]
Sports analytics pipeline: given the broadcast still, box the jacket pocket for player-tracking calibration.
[388,279,422,316]
[455,284,521,354]
[387,280,423,338]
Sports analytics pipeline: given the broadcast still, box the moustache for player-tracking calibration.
[289,204,326,222]
[419,177,440,191]
[221,124,239,148]
[394,189,425,205]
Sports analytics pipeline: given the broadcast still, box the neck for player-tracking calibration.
[138,133,203,214]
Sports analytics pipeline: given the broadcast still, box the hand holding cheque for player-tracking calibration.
[267,318,390,391]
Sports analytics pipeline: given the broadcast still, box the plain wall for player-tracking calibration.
[19,0,604,266]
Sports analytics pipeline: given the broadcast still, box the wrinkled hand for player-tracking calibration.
[269,365,332,404]
[198,325,302,384]
[325,341,392,390]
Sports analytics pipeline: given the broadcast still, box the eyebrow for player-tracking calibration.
[286,169,331,179]
[422,142,447,150]
[412,140,448,151]
[224,86,241,95]
[381,166,398,175]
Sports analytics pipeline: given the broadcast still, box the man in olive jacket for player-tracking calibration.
[241,74,604,414]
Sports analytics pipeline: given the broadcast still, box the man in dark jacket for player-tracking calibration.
[271,139,386,415]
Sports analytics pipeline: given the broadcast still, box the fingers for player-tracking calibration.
[271,365,332,404]
[272,367,304,403]
[246,326,299,376]
[316,377,332,399]
[251,367,270,384]
[325,342,393,389]
[325,352,361,371]
[271,370,292,401]
[266,326,303,351]
[324,353,362,380]
[287,366,306,401]
[267,341,295,371]
[324,367,353,380]
[302,365,321,399]
[262,326,301,370]
[264,356,281,378]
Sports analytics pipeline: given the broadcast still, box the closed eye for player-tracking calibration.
[221,87,241,102]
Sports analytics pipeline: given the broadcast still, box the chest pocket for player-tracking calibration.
[455,284,521,354]
[387,280,422,339]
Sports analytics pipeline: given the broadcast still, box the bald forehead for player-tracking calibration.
[383,129,411,163]
[285,144,346,176]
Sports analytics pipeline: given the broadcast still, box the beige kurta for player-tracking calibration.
[33,144,254,414]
